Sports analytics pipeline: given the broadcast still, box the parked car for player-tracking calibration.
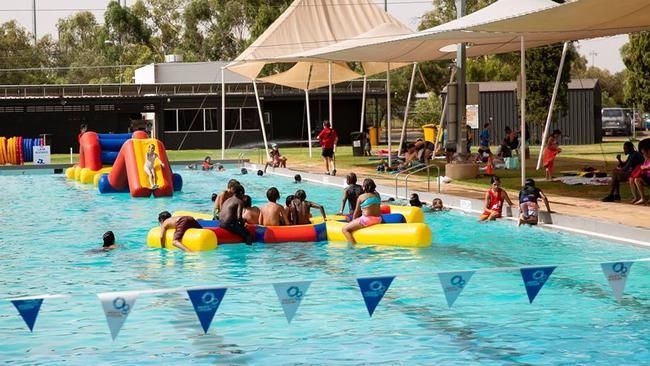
[602,108,632,135]
[645,113,650,130]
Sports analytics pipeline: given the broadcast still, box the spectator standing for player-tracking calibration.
[317,120,338,175]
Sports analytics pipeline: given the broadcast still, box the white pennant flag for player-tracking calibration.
[98,291,139,340]
[438,271,475,308]
[601,261,634,300]
[273,281,311,323]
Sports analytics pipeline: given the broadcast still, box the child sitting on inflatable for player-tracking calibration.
[219,185,252,245]
[144,144,164,189]
[213,179,240,220]
[342,178,382,244]
[259,187,287,226]
[290,189,326,225]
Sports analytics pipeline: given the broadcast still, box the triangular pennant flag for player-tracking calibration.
[357,276,395,317]
[601,261,634,300]
[187,287,227,333]
[520,266,556,303]
[273,281,311,323]
[97,291,138,340]
[11,298,43,332]
[437,271,475,308]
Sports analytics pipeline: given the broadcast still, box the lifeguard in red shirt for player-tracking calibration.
[317,120,338,175]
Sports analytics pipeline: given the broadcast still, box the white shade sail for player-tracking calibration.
[260,62,361,90]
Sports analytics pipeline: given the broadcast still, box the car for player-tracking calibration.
[645,113,650,130]
[602,108,632,135]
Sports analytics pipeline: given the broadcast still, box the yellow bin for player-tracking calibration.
[422,124,437,143]
[368,126,381,146]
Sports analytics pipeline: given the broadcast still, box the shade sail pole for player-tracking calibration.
[387,62,392,167]
[328,61,333,127]
[253,80,271,161]
[537,42,569,170]
[221,67,226,159]
[305,89,313,158]
[398,62,417,154]
[359,75,367,132]
[520,36,527,187]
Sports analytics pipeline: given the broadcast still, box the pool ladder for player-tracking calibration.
[394,163,442,199]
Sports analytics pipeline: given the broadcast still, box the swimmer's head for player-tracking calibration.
[240,168,248,175]
[285,195,295,206]
[102,231,115,247]
[211,193,218,202]
[267,187,280,202]
[294,174,302,183]
[432,198,443,211]
[295,189,306,201]
[233,184,245,198]
[158,211,172,224]
[227,179,240,190]
[362,178,376,193]
[257,170,264,176]
[217,165,225,171]
[204,156,211,162]
[409,193,422,208]
[243,195,252,208]
[346,172,357,185]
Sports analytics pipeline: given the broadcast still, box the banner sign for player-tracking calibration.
[520,266,556,303]
[11,298,43,332]
[33,145,51,165]
[273,281,311,323]
[601,261,634,300]
[438,271,475,308]
[98,291,138,340]
[187,288,227,333]
[357,276,395,317]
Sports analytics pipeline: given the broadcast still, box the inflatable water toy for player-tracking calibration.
[310,205,424,224]
[65,130,182,197]
[147,227,217,251]
[324,220,431,248]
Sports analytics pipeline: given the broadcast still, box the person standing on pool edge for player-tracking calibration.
[317,120,338,175]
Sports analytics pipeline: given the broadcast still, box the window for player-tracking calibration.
[225,109,240,130]
[164,107,262,132]
[241,109,260,130]
[177,109,203,131]
[205,109,220,131]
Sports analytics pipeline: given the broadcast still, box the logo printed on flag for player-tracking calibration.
[520,266,556,303]
[98,291,138,340]
[11,298,44,332]
[273,281,311,323]
[357,276,395,317]
[187,288,227,333]
[601,261,634,300]
[438,271,475,308]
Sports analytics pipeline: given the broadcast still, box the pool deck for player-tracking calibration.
[255,163,650,248]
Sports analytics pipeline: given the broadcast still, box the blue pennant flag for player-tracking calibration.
[11,298,44,332]
[438,271,475,308]
[357,276,395,317]
[520,266,556,303]
[187,288,227,334]
[601,261,634,300]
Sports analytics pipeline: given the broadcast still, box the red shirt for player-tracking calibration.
[318,128,337,149]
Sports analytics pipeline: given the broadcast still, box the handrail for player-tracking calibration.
[394,162,430,197]
[403,163,442,198]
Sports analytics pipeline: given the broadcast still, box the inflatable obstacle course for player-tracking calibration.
[0,137,44,165]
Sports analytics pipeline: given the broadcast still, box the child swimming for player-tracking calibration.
[144,144,164,189]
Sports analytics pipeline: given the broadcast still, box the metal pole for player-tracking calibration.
[359,75,367,132]
[221,67,225,159]
[453,0,466,155]
[398,62,417,154]
[520,36,527,187]
[384,0,387,11]
[537,42,568,170]
[32,0,37,44]
[387,62,392,166]
[253,80,271,161]
[328,61,333,127]
[305,90,313,158]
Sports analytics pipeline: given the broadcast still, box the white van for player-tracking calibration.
[602,108,632,135]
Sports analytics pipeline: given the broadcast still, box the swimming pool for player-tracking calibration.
[1,168,650,365]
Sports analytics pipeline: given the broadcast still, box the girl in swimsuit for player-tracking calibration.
[479,176,513,221]
[342,178,382,244]
[144,144,164,189]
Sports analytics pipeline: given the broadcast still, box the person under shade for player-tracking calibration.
[158,211,200,252]
[259,187,287,226]
[602,141,644,202]
[342,178,382,244]
[518,179,552,226]
[479,176,514,221]
[338,172,362,215]
[219,184,253,245]
[213,179,240,220]
[242,195,260,224]
[290,189,326,225]
[543,129,562,181]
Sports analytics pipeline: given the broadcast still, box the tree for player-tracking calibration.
[621,31,650,112]
[573,65,626,107]
[411,93,443,127]
[0,21,53,85]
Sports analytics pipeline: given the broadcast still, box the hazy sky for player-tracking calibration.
[0,0,628,72]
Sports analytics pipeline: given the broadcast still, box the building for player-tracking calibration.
[0,61,386,153]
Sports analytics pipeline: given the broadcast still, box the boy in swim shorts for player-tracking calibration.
[158,211,201,252]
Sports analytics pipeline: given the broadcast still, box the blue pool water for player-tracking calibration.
[1,168,650,365]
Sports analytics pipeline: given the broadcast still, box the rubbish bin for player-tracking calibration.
[422,124,437,143]
[350,132,365,156]
[369,126,380,146]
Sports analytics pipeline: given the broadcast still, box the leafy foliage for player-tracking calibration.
[621,31,650,111]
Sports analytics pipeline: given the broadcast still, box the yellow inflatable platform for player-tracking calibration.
[147,227,218,251]
[324,220,431,248]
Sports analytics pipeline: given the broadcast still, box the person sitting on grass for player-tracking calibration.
[290,189,326,225]
[338,172,362,215]
[219,185,253,245]
[630,140,650,205]
[213,179,240,220]
[264,143,287,173]
[158,211,200,252]
[342,179,382,244]
[259,187,287,226]
[242,195,260,224]
[602,141,644,202]
[284,195,295,225]
[479,176,514,221]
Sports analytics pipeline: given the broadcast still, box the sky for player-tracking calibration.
[0,0,629,73]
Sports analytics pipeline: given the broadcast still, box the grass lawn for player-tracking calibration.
[49,140,641,202]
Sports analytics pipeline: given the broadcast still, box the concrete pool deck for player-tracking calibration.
[254,163,650,248]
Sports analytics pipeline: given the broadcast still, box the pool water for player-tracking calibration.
[1,168,650,365]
